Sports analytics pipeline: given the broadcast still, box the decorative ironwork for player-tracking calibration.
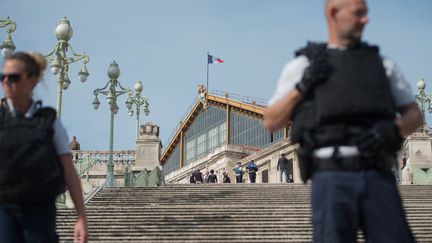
[45,17,90,118]
[0,16,16,57]
[415,78,431,132]
[124,166,162,187]
[92,61,131,187]
[126,80,150,139]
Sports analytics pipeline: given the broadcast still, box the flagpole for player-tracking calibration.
[206,51,209,92]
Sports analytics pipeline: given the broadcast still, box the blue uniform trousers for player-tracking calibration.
[311,170,415,243]
[0,199,58,243]
[249,172,257,183]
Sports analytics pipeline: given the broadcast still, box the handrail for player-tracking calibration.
[209,89,268,107]
[84,180,106,205]
[77,158,100,177]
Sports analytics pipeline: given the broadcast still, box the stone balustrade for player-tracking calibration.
[71,150,136,165]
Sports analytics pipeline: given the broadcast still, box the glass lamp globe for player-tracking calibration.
[417,79,426,90]
[62,77,71,90]
[134,80,143,93]
[92,96,100,110]
[1,47,13,57]
[108,61,120,79]
[55,17,73,41]
[113,106,119,114]
[78,64,89,83]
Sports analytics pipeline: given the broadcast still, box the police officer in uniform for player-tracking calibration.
[0,52,88,243]
[264,0,423,242]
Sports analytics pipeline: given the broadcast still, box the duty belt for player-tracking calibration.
[313,146,359,158]
[313,146,394,171]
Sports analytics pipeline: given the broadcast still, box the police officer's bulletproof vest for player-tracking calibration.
[0,101,65,203]
[315,45,395,123]
[291,42,396,146]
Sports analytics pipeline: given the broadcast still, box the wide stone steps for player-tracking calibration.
[57,184,432,242]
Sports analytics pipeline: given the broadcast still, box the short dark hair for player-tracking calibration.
[210,169,214,174]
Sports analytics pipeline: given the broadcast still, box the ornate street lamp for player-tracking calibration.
[0,17,16,57]
[45,17,90,118]
[126,80,150,139]
[92,61,131,187]
[415,78,431,132]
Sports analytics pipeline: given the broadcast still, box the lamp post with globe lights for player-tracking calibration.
[0,17,16,58]
[45,17,90,118]
[415,78,432,132]
[92,61,131,187]
[126,80,150,139]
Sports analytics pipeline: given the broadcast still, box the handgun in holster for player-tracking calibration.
[298,146,314,183]
[298,130,316,183]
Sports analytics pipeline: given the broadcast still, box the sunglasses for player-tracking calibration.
[0,73,22,83]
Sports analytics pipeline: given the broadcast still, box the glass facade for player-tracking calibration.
[163,144,180,175]
[163,103,287,176]
[184,106,226,165]
[229,111,272,148]
[273,129,284,143]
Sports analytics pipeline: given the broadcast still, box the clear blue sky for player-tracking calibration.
[1,0,431,151]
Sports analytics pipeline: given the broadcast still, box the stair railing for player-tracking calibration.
[84,180,107,205]
[76,157,100,181]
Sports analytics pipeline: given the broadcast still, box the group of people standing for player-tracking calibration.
[190,157,294,184]
[233,161,259,183]
[189,168,228,184]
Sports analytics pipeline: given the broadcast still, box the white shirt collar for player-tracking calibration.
[6,99,39,118]
[327,44,348,50]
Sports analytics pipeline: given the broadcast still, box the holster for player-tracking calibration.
[297,147,314,183]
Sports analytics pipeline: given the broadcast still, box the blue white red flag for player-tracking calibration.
[208,54,224,64]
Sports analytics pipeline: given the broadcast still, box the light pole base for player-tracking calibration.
[106,163,115,187]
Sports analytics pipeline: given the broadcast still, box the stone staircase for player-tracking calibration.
[56,184,432,242]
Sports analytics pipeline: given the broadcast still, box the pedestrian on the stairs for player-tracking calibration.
[0,52,88,243]
[193,169,204,184]
[277,153,290,183]
[222,168,231,183]
[263,0,422,242]
[189,172,196,184]
[208,169,218,183]
[246,160,259,183]
[233,162,244,183]
[203,169,210,183]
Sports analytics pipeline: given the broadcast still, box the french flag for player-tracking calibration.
[208,54,224,64]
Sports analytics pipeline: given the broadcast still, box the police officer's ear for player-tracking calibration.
[326,0,340,22]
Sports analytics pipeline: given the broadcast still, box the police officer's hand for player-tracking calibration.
[295,58,333,96]
[356,120,403,155]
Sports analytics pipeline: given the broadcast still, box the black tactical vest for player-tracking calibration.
[0,101,65,203]
[315,46,395,123]
[291,42,396,147]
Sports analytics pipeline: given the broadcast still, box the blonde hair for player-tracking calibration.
[5,51,47,82]
[27,51,47,82]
